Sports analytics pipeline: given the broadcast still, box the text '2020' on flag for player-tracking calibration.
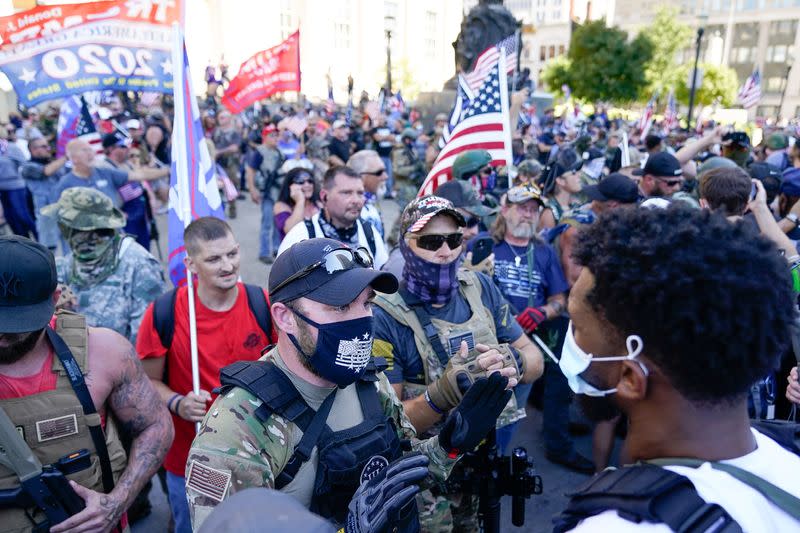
[168,25,224,288]
[418,49,513,197]
[0,0,179,106]
[221,30,301,114]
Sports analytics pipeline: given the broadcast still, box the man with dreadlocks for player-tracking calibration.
[43,187,164,345]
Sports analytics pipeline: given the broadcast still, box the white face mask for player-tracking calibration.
[559,321,647,397]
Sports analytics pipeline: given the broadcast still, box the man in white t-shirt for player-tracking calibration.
[277,165,388,268]
[553,204,800,532]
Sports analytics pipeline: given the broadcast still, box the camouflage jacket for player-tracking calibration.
[185,349,458,529]
[56,237,165,344]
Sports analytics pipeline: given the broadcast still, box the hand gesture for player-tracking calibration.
[50,482,124,533]
[289,183,305,204]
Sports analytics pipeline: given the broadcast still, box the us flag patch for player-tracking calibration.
[186,460,231,502]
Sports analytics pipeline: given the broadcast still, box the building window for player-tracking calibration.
[540,46,546,61]
[765,76,785,93]
[334,22,351,49]
[766,45,787,63]
[548,45,555,58]
[558,44,565,55]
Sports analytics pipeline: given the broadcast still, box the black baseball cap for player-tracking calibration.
[722,131,751,148]
[269,238,398,306]
[583,173,639,204]
[633,152,683,178]
[435,180,496,217]
[102,131,130,149]
[0,236,57,333]
[748,162,782,182]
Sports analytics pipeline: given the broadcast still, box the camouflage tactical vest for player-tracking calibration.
[0,312,128,533]
[374,270,525,437]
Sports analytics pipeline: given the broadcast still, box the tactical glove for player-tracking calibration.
[345,453,429,533]
[516,306,547,333]
[438,373,512,455]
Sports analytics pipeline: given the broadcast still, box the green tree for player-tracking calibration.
[540,56,572,96]
[674,62,739,107]
[640,7,693,99]
[564,19,652,103]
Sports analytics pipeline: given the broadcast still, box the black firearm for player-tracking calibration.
[445,431,543,532]
[0,406,86,532]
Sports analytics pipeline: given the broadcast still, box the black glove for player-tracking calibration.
[438,372,512,455]
[345,453,429,533]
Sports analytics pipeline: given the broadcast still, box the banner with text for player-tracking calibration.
[221,30,300,114]
[0,1,179,106]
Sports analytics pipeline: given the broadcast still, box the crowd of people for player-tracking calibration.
[0,81,799,533]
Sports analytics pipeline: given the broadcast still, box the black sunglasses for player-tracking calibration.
[656,176,683,187]
[409,233,464,251]
[362,168,386,176]
[292,174,313,185]
[271,247,373,295]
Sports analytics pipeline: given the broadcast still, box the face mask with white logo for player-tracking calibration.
[559,321,647,397]
[288,309,374,388]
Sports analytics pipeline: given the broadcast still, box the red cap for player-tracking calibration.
[262,124,277,137]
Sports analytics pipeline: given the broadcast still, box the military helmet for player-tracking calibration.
[452,150,492,180]
[400,128,419,140]
[41,187,126,231]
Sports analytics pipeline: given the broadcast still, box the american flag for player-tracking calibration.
[345,93,353,126]
[738,69,761,109]
[419,50,512,197]
[325,77,336,117]
[464,34,517,93]
[663,90,678,131]
[439,74,474,150]
[56,96,102,158]
[638,94,656,138]
[390,90,405,114]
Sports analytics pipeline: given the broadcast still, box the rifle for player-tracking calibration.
[0,406,86,531]
[444,430,543,533]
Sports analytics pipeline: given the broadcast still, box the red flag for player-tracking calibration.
[222,31,301,114]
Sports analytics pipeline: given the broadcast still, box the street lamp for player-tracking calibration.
[384,15,395,96]
[687,14,708,131]
[777,57,795,124]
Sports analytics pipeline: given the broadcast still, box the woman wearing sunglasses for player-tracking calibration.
[372,195,544,532]
[273,167,322,240]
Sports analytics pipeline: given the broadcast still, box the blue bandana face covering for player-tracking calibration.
[288,309,375,388]
[399,238,463,306]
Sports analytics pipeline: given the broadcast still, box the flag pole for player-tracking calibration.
[497,48,515,188]
[171,22,202,432]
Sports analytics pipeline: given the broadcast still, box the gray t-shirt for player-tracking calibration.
[55,166,129,206]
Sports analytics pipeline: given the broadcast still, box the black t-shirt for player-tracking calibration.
[329,137,351,163]
[371,127,394,157]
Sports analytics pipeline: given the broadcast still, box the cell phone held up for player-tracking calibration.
[471,237,494,266]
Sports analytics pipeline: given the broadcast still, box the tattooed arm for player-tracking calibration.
[51,328,174,533]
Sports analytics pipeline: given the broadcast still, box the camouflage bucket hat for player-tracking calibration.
[399,195,466,235]
[41,187,126,230]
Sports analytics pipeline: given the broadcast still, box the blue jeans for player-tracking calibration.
[0,188,37,239]
[166,471,192,533]
[259,196,279,258]
[380,156,393,195]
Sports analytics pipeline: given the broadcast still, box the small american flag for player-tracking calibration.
[56,96,102,158]
[663,90,678,131]
[737,69,761,109]
[638,94,656,138]
[325,81,336,117]
[390,90,405,114]
[464,34,517,94]
[419,50,513,197]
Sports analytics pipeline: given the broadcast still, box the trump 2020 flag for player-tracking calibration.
[168,25,224,286]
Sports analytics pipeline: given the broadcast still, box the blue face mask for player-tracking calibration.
[559,321,647,397]
[288,309,375,388]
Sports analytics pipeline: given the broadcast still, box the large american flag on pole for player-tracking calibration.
[418,50,512,197]
[737,69,761,109]
[464,34,517,93]
[167,24,224,287]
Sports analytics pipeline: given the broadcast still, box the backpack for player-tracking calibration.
[304,218,377,258]
[553,421,800,532]
[151,284,272,349]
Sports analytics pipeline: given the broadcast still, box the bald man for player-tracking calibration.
[54,139,169,208]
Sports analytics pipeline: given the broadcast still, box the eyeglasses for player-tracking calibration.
[362,168,386,176]
[292,174,313,185]
[656,176,683,187]
[271,246,374,295]
[408,232,464,251]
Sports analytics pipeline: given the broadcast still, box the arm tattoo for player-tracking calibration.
[106,346,174,508]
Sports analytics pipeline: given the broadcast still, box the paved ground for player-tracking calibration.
[134,196,613,532]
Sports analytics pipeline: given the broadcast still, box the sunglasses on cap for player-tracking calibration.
[362,167,387,177]
[408,232,464,251]
[271,246,374,295]
[292,173,313,185]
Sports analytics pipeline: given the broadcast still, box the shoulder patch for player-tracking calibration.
[186,460,231,503]
[372,339,394,369]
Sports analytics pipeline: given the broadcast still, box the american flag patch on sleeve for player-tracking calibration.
[186,460,231,502]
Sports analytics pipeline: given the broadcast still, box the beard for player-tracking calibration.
[510,221,536,240]
[0,329,45,365]
[577,393,622,423]
[294,320,323,379]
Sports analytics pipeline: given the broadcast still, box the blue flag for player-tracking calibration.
[167,26,224,287]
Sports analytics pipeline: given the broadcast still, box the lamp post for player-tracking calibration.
[687,15,708,131]
[384,15,395,96]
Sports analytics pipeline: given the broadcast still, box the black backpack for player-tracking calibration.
[151,284,272,348]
